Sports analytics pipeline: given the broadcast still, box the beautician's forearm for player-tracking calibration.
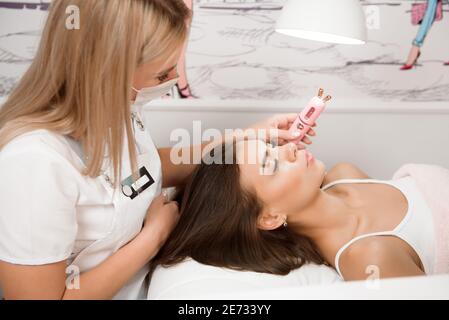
[62,229,162,300]
[159,133,237,188]
[159,146,198,188]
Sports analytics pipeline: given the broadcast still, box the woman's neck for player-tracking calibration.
[289,189,363,257]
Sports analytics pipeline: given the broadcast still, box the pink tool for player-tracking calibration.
[289,88,332,144]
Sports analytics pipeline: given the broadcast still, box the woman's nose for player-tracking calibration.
[279,143,297,163]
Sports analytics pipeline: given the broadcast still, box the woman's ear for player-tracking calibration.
[257,211,287,231]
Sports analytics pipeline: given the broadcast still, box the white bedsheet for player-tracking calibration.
[148,259,341,300]
[194,274,449,300]
[148,259,449,300]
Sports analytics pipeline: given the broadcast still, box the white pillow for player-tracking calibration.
[148,258,341,300]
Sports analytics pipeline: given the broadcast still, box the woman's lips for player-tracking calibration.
[305,150,314,167]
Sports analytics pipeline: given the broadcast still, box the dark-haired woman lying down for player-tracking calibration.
[153,140,447,281]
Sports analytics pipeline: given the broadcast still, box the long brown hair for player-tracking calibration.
[154,142,325,276]
[0,0,191,187]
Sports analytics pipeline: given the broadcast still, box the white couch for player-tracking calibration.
[149,259,341,300]
[149,259,449,300]
[143,99,449,300]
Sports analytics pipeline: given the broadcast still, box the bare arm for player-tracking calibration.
[0,195,179,300]
[159,114,317,188]
[0,231,160,300]
[338,237,425,281]
[159,145,198,189]
[159,132,240,188]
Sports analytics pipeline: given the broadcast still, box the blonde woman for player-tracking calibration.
[0,0,312,299]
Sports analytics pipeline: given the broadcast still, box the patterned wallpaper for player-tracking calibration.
[1,0,448,103]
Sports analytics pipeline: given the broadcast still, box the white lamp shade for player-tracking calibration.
[276,0,367,45]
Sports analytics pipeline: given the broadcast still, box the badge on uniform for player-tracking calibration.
[120,166,155,200]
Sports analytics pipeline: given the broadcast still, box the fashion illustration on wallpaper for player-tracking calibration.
[1,0,448,102]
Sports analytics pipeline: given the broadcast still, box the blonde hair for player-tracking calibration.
[0,0,191,187]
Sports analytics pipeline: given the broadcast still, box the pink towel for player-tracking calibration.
[393,164,449,274]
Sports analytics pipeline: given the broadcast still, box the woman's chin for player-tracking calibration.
[314,159,327,176]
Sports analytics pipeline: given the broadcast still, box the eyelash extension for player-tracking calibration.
[272,158,279,173]
[262,148,269,170]
[157,73,169,83]
[262,146,279,174]
[267,157,279,174]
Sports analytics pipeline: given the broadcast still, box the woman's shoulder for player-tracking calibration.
[322,162,372,188]
[338,236,423,280]
[1,129,78,169]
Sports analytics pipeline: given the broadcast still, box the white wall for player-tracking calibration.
[142,99,449,179]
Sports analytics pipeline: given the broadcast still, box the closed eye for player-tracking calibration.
[157,73,169,83]
[261,144,279,174]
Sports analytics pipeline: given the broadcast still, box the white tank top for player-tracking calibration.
[321,176,435,277]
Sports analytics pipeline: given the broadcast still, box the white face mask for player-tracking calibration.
[132,77,179,107]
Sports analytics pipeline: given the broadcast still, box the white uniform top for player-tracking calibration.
[0,104,162,300]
